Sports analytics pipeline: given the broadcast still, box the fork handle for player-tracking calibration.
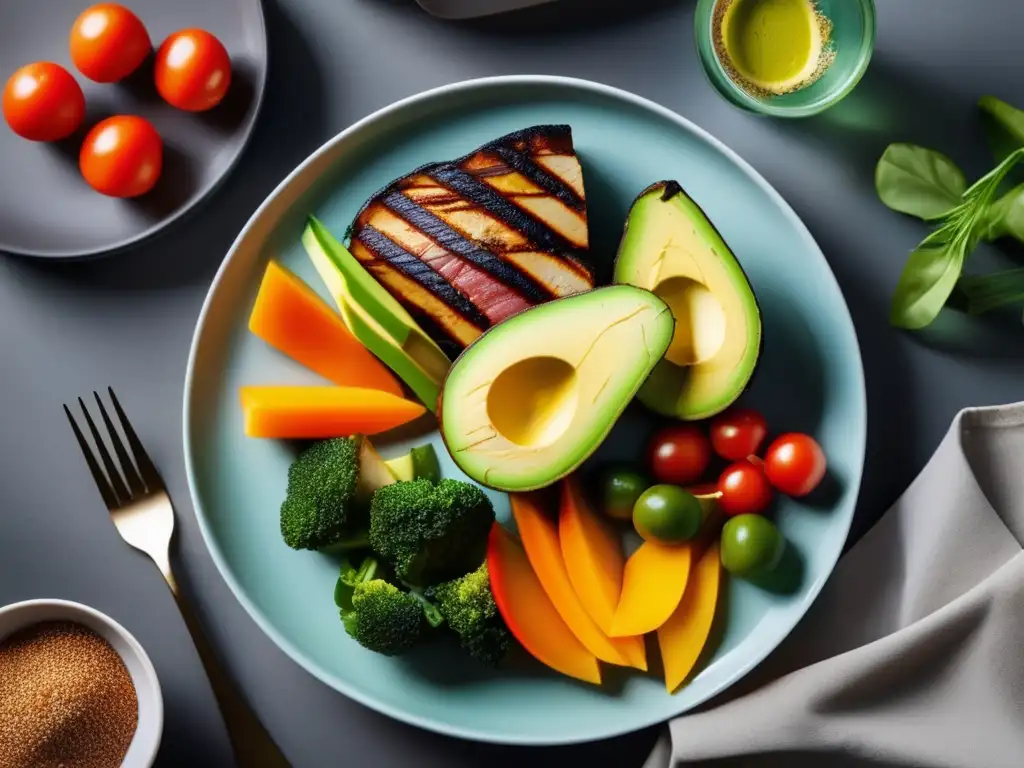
[165,569,292,768]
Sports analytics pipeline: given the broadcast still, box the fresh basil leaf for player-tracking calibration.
[958,267,1024,314]
[876,143,966,220]
[890,242,969,328]
[979,96,1024,165]
[890,148,1024,329]
[982,182,1024,243]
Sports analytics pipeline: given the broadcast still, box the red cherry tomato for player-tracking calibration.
[647,425,712,486]
[154,29,232,112]
[79,115,163,198]
[717,460,773,516]
[70,3,151,83]
[764,433,827,496]
[709,407,768,461]
[2,62,85,142]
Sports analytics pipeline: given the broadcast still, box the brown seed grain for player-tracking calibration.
[0,620,139,768]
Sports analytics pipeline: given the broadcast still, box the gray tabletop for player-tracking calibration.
[3,0,1024,766]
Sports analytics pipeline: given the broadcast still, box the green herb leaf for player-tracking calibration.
[890,148,1024,329]
[982,182,1024,243]
[890,242,970,328]
[980,96,1024,165]
[876,143,966,220]
[958,267,1024,314]
[335,579,355,612]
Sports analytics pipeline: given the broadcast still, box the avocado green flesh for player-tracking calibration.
[384,444,441,483]
[440,285,675,492]
[302,219,451,411]
[613,183,761,420]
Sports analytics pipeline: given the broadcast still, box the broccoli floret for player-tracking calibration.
[343,580,426,656]
[432,562,511,668]
[280,437,381,551]
[369,479,495,587]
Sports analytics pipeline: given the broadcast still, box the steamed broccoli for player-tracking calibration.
[280,436,392,551]
[335,555,443,656]
[369,479,495,587]
[431,561,511,668]
[343,580,426,656]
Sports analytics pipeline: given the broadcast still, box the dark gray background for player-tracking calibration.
[2,0,1023,765]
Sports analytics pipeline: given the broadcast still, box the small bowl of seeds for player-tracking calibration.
[0,598,162,768]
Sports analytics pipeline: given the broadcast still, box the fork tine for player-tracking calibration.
[107,387,162,491]
[94,391,146,498]
[78,396,131,504]
[65,404,119,510]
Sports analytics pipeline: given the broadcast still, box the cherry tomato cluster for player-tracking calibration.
[646,407,827,517]
[2,4,232,198]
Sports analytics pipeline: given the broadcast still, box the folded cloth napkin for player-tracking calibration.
[645,402,1024,768]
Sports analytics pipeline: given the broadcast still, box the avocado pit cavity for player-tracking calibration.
[487,357,579,448]
[653,275,727,366]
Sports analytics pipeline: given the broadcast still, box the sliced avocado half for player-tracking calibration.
[440,285,675,492]
[302,217,451,411]
[613,182,762,420]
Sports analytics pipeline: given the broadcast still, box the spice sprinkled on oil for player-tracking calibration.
[713,0,835,98]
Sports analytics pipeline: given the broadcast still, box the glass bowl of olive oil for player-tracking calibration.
[695,0,876,117]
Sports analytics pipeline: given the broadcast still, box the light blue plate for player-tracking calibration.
[183,76,866,745]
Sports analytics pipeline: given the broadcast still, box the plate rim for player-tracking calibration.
[0,0,269,261]
[182,74,867,745]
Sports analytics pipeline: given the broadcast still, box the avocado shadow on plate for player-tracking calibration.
[744,543,805,597]
[573,154,631,285]
[740,288,827,440]
[375,409,442,446]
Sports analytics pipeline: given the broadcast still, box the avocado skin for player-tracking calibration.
[612,181,763,420]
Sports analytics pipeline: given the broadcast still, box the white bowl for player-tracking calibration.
[0,599,163,767]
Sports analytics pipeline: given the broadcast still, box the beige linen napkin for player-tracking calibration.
[645,403,1024,768]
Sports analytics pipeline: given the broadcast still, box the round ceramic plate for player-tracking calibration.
[0,0,266,259]
[184,76,866,745]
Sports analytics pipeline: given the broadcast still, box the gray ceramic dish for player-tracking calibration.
[0,0,267,259]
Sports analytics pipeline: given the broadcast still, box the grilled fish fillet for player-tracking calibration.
[348,125,594,357]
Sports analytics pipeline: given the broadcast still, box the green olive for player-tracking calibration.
[600,467,651,521]
[632,485,703,544]
[720,514,785,578]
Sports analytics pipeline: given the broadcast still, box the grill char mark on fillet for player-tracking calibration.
[348,125,593,351]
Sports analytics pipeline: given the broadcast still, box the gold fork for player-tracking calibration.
[65,387,291,768]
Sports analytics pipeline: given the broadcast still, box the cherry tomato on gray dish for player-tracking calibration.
[647,425,712,486]
[709,407,768,461]
[717,459,773,516]
[763,433,827,496]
